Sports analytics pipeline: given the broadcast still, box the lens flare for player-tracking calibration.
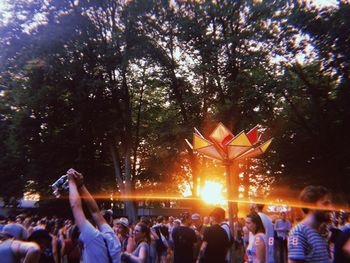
[200,181,225,205]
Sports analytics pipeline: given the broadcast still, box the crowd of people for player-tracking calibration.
[0,169,350,263]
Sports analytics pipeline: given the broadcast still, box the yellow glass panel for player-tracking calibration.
[260,138,273,153]
[193,133,212,149]
[228,132,252,147]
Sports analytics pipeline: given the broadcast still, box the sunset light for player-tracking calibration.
[199,181,226,205]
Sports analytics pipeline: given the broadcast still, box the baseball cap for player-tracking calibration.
[191,213,200,220]
[116,217,129,228]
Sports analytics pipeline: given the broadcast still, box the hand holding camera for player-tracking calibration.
[51,168,84,198]
[51,175,69,198]
[67,168,84,188]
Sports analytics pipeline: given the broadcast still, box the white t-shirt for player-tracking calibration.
[80,221,121,263]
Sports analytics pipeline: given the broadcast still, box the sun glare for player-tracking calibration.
[200,181,226,205]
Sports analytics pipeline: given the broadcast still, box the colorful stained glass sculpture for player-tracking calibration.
[188,123,272,161]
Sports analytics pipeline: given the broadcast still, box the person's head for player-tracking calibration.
[0,231,13,241]
[140,216,151,227]
[16,215,24,224]
[156,216,165,224]
[23,216,31,226]
[255,204,265,212]
[299,185,332,224]
[203,216,209,225]
[134,222,150,243]
[45,221,56,235]
[69,225,80,241]
[28,229,52,251]
[191,213,201,227]
[115,217,129,236]
[210,207,225,224]
[8,215,16,223]
[103,210,113,226]
[246,212,265,235]
[38,219,46,226]
[174,219,181,228]
[281,212,286,220]
[168,216,174,224]
[180,212,191,226]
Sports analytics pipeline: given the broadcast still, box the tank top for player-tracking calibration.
[246,233,267,263]
[0,239,18,263]
[132,241,151,263]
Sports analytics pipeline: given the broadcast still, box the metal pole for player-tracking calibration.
[225,160,235,233]
[225,160,237,263]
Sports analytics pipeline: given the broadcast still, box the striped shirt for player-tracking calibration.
[288,223,330,263]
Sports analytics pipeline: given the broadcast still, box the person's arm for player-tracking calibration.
[255,235,266,263]
[196,241,207,263]
[11,240,41,263]
[123,244,148,263]
[51,235,59,263]
[150,227,159,241]
[68,173,86,229]
[191,229,198,247]
[342,237,350,256]
[79,185,107,227]
[60,239,66,261]
[67,169,107,228]
[126,236,136,253]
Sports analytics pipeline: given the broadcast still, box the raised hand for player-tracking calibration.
[67,168,84,188]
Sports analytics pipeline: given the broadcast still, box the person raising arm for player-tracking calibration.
[67,168,121,263]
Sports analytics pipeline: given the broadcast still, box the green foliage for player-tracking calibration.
[0,0,349,206]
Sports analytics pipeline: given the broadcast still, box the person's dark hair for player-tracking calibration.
[247,212,265,234]
[256,204,265,211]
[8,215,16,222]
[28,229,52,246]
[0,231,13,241]
[210,207,225,222]
[46,221,55,234]
[180,212,191,223]
[299,185,330,214]
[156,216,164,224]
[39,219,46,225]
[137,222,151,244]
[103,210,113,226]
[16,215,24,222]
[343,213,350,223]
[140,216,151,227]
[70,225,80,241]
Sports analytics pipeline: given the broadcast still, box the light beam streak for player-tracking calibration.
[52,194,349,212]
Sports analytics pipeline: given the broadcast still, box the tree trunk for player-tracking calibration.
[109,140,137,223]
[121,68,138,223]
